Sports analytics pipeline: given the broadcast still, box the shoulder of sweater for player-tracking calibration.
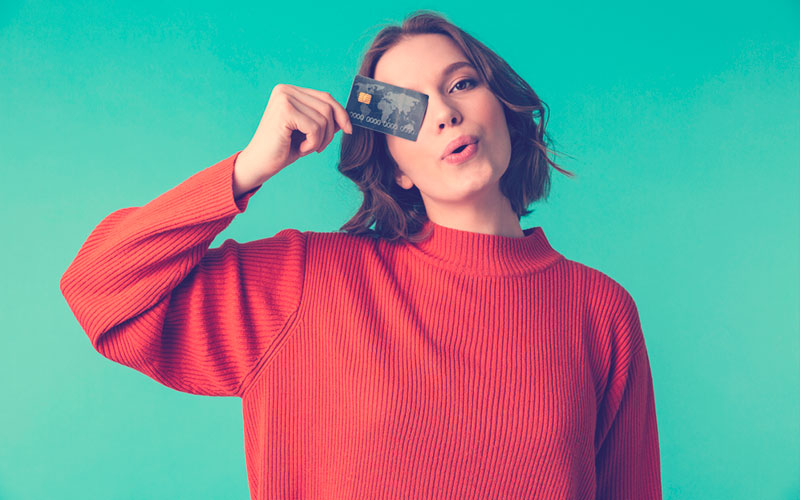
[249,228,378,258]
[564,259,645,356]
[561,258,639,312]
[229,228,377,254]
[301,228,390,248]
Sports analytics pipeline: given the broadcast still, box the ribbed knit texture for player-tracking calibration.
[60,151,662,500]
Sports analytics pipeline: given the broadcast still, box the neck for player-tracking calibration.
[421,188,525,238]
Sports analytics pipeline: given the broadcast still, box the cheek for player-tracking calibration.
[387,137,427,172]
[478,96,508,141]
[488,110,512,169]
[386,137,410,163]
[487,97,507,128]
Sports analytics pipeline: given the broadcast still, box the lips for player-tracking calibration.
[441,134,479,159]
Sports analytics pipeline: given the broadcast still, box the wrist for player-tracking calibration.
[233,151,266,198]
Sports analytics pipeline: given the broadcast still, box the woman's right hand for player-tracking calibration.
[235,83,354,186]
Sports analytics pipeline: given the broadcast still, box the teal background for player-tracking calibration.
[1,1,797,498]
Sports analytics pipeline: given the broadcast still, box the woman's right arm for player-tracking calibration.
[59,151,305,398]
[59,84,352,398]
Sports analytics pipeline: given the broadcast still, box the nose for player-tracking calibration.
[433,99,462,130]
[439,115,460,129]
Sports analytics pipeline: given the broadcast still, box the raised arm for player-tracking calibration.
[59,151,306,397]
[61,82,352,397]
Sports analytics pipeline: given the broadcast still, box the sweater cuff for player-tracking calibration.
[229,150,263,212]
[192,150,263,216]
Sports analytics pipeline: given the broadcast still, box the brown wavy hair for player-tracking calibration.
[337,10,576,243]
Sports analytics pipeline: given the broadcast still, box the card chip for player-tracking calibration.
[357,92,372,105]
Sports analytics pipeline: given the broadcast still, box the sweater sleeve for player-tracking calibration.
[594,291,663,499]
[59,151,307,398]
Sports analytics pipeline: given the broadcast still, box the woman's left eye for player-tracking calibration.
[451,78,477,92]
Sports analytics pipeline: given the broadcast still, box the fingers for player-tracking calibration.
[289,85,353,136]
[285,93,328,155]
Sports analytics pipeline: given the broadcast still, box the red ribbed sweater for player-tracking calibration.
[60,150,662,499]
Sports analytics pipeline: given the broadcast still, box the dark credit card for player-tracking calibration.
[345,74,428,141]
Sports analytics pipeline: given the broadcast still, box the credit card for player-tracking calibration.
[345,74,428,141]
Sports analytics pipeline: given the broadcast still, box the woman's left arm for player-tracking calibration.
[594,343,663,499]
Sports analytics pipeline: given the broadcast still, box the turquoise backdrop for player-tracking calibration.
[1,1,797,498]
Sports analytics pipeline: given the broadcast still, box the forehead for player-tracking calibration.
[373,34,472,89]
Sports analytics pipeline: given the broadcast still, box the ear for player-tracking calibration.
[394,170,414,189]
[395,172,414,190]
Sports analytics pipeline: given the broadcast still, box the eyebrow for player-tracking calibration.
[441,61,476,78]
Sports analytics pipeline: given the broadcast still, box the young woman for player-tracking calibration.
[61,10,662,500]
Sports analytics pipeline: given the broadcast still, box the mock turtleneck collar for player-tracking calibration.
[406,219,564,276]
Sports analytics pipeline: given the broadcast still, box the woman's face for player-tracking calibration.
[373,33,512,218]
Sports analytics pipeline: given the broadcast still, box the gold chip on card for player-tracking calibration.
[357,92,372,104]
